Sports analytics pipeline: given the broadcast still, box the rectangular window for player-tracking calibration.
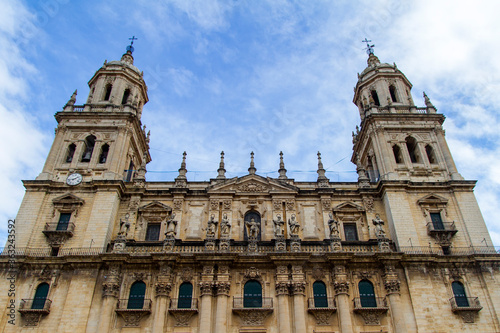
[344,223,358,241]
[145,224,161,241]
[430,212,444,230]
[57,213,71,231]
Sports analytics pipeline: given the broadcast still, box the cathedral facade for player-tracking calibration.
[1,45,500,333]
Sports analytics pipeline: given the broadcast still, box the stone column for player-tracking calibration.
[333,265,353,333]
[97,265,121,332]
[275,282,291,332]
[291,282,307,333]
[435,128,463,180]
[199,282,214,332]
[214,282,230,333]
[384,265,410,333]
[152,265,173,333]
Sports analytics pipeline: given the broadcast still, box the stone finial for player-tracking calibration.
[248,151,256,175]
[367,53,381,67]
[278,151,287,180]
[317,152,327,180]
[175,152,187,186]
[355,152,370,188]
[146,130,150,144]
[64,90,77,111]
[216,151,226,180]
[423,92,437,112]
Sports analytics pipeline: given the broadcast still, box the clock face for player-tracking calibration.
[66,173,82,186]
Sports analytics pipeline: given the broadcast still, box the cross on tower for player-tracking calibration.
[129,35,138,46]
[362,38,375,55]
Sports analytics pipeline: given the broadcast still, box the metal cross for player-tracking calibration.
[129,36,138,46]
[362,38,375,55]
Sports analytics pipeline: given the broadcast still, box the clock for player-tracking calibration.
[66,173,83,186]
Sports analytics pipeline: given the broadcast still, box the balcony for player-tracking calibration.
[353,297,388,325]
[115,299,151,327]
[43,223,75,247]
[232,297,273,326]
[19,298,52,326]
[307,297,336,325]
[169,298,198,327]
[426,222,458,236]
[450,297,482,323]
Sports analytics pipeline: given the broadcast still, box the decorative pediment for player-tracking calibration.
[208,174,298,194]
[417,194,448,205]
[138,201,172,213]
[53,193,85,206]
[333,202,365,213]
[138,201,173,223]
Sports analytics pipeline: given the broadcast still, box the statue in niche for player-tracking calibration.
[328,213,340,238]
[245,218,260,239]
[288,214,299,236]
[206,214,218,237]
[273,214,285,237]
[220,213,231,237]
[372,214,386,237]
[165,213,177,238]
[118,213,130,237]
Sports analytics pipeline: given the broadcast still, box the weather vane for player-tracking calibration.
[127,36,138,53]
[362,38,375,55]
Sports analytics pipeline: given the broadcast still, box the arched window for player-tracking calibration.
[452,281,469,307]
[425,144,436,164]
[32,283,49,309]
[243,211,261,241]
[99,144,109,164]
[371,90,380,106]
[389,85,398,102]
[66,143,76,163]
[359,280,377,308]
[313,281,328,308]
[392,145,402,164]
[405,137,419,163]
[178,282,193,309]
[244,280,262,308]
[103,84,112,101]
[128,281,146,309]
[81,135,96,162]
[121,89,131,105]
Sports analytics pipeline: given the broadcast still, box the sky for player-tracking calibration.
[1,0,500,247]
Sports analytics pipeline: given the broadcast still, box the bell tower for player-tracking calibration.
[351,46,463,182]
[38,39,151,183]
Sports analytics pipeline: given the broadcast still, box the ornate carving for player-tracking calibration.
[102,282,120,297]
[169,309,197,326]
[233,308,273,326]
[459,311,477,323]
[275,237,286,252]
[204,239,216,252]
[237,182,267,192]
[132,272,146,281]
[275,282,289,295]
[359,309,382,325]
[215,282,231,296]
[116,310,150,327]
[363,196,374,212]
[155,282,172,297]
[384,280,401,294]
[276,265,288,275]
[163,237,175,252]
[333,281,349,295]
[44,232,72,247]
[321,199,331,211]
[290,236,301,252]
[199,282,213,296]
[285,199,295,211]
[173,199,183,211]
[219,239,230,251]
[273,200,282,211]
[308,309,335,325]
[222,200,232,210]
[180,268,193,282]
[312,266,325,281]
[291,282,306,295]
[210,199,219,210]
[21,313,43,327]
[244,267,261,280]
[273,214,285,238]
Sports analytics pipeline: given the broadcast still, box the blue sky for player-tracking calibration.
[1,0,500,246]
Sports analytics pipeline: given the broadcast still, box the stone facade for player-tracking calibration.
[1,46,499,333]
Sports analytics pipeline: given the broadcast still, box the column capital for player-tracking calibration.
[384,279,401,295]
[155,282,172,297]
[102,282,120,297]
[275,281,289,296]
[291,281,306,295]
[333,281,349,295]
[199,281,214,296]
[215,282,231,296]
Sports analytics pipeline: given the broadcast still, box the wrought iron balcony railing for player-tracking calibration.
[449,297,482,312]
[19,298,52,314]
[233,297,273,309]
[170,298,199,310]
[353,297,388,311]
[307,297,336,309]
[116,298,152,311]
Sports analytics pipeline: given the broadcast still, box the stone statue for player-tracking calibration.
[273,214,285,237]
[245,218,260,238]
[288,214,299,236]
[118,213,130,237]
[165,213,177,237]
[328,213,339,238]
[220,213,231,237]
[372,214,386,237]
[207,214,218,237]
